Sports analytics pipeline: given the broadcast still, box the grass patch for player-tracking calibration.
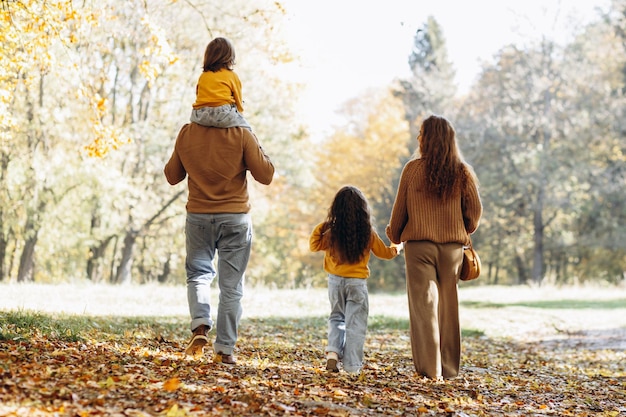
[0,310,185,342]
[249,316,326,332]
[461,328,485,337]
[461,298,626,310]
[0,310,90,342]
[1,311,487,344]
[368,315,409,331]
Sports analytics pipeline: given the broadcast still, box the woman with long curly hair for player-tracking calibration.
[386,114,483,380]
[310,186,401,374]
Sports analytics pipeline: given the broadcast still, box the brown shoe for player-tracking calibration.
[214,352,236,365]
[193,324,210,336]
[326,358,339,372]
[185,325,210,357]
[185,334,208,357]
[326,351,339,372]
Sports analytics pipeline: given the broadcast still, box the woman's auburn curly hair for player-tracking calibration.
[322,186,372,265]
[418,114,477,199]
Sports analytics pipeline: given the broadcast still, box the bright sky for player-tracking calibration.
[279,0,611,134]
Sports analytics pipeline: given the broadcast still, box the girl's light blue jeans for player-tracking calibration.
[326,274,369,373]
[185,212,252,356]
[191,104,252,130]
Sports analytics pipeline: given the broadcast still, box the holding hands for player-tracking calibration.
[394,242,404,254]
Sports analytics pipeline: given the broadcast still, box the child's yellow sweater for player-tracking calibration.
[310,223,398,278]
[193,68,244,112]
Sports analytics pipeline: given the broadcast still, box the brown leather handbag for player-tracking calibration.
[460,239,481,281]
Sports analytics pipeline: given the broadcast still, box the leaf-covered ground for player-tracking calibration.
[1,312,625,417]
[1,284,626,416]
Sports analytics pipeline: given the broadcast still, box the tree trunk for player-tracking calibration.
[16,196,45,283]
[531,88,553,285]
[157,256,171,283]
[16,71,47,283]
[114,229,138,284]
[0,153,8,282]
[0,237,6,281]
[112,190,184,285]
[532,187,545,284]
[514,247,529,285]
[17,231,38,282]
[87,235,115,282]
[0,215,6,281]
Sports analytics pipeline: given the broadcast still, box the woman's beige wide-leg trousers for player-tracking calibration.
[404,240,464,379]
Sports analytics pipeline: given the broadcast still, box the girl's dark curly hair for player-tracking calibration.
[418,114,477,199]
[323,186,372,264]
[202,37,236,72]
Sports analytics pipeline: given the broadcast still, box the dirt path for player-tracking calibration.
[456,285,626,351]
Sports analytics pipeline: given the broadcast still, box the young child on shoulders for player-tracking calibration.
[191,37,251,130]
[310,185,402,374]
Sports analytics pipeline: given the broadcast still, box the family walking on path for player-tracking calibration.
[164,37,482,379]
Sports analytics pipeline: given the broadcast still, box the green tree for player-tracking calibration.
[0,1,97,281]
[460,20,625,284]
[395,16,457,140]
[379,16,458,289]
[565,1,626,283]
[0,0,305,285]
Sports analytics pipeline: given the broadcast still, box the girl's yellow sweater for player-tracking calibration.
[193,68,244,112]
[310,223,398,279]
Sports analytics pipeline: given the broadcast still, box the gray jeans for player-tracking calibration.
[326,274,369,373]
[185,212,252,355]
[191,104,252,130]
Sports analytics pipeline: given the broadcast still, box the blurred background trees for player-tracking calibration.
[1,0,624,287]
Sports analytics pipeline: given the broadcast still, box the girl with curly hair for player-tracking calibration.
[310,185,401,374]
[386,114,483,380]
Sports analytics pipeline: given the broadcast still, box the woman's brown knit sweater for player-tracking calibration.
[386,158,482,245]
